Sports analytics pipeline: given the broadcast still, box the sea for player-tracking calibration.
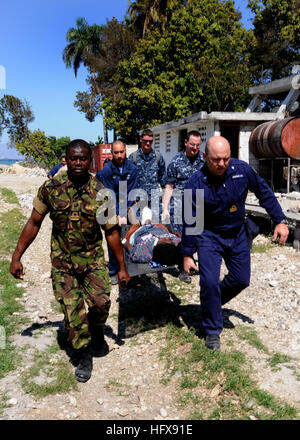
[0,158,21,166]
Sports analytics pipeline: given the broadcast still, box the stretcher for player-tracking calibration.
[120,224,176,289]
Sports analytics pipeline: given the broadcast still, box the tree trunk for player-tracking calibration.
[91,72,109,144]
[102,106,108,144]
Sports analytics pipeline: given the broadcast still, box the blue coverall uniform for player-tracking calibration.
[181,158,286,336]
[96,158,138,276]
[166,150,204,233]
[47,163,63,178]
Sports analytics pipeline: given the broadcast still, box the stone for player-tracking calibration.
[269,280,278,287]
[160,408,168,417]
[69,396,77,407]
[8,398,18,406]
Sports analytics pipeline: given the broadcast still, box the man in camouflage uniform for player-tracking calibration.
[128,128,167,223]
[10,139,130,383]
[162,130,204,282]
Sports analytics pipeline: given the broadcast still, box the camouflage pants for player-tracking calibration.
[51,263,111,350]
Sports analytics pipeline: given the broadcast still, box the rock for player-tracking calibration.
[17,194,35,209]
[8,398,18,406]
[210,385,222,398]
[117,408,129,417]
[160,408,168,417]
[69,396,77,407]
[70,412,79,419]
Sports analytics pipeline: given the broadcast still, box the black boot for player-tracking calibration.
[74,346,93,383]
[90,325,105,353]
[205,334,221,351]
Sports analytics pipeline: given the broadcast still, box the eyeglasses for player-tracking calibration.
[141,139,153,144]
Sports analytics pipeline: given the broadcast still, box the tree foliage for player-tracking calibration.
[103,0,254,141]
[62,17,109,142]
[0,95,34,144]
[47,136,71,166]
[15,130,52,163]
[72,18,137,141]
[65,0,300,141]
[127,0,185,37]
[62,17,104,77]
[0,95,49,162]
[248,0,300,81]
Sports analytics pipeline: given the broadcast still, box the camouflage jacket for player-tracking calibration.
[166,151,205,193]
[33,171,114,269]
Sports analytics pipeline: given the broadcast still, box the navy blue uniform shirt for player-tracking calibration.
[181,158,285,256]
[47,163,63,178]
[95,158,138,216]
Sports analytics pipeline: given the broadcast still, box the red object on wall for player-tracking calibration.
[90,144,112,173]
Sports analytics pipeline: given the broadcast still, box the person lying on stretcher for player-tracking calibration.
[122,208,192,283]
[122,222,181,266]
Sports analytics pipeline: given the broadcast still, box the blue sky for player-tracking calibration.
[0,0,253,158]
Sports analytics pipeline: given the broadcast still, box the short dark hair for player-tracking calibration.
[140,129,153,138]
[66,139,92,158]
[152,242,180,266]
[186,130,201,141]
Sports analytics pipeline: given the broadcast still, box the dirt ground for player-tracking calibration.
[0,169,299,421]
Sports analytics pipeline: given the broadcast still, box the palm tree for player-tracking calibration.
[127,0,183,37]
[62,18,108,143]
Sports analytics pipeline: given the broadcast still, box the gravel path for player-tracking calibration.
[0,171,299,420]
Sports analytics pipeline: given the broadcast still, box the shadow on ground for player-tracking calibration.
[115,272,254,342]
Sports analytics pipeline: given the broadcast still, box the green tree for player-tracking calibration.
[62,17,109,142]
[248,0,300,81]
[104,0,253,141]
[47,136,71,166]
[15,129,52,163]
[127,0,185,37]
[73,18,137,142]
[0,95,48,162]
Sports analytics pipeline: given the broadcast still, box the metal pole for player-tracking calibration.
[271,159,274,191]
[287,158,290,193]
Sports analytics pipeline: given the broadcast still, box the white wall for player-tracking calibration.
[239,122,257,163]
[154,121,214,167]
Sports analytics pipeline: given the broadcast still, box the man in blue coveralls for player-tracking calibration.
[182,136,289,351]
[47,155,67,179]
[96,140,138,284]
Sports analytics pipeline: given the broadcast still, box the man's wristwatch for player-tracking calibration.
[280,218,289,225]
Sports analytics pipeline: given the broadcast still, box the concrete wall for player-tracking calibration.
[126,144,138,157]
[239,122,257,163]
[153,121,214,167]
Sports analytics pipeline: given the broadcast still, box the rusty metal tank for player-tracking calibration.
[249,116,300,159]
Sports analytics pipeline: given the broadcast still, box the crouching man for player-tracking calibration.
[10,139,130,383]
